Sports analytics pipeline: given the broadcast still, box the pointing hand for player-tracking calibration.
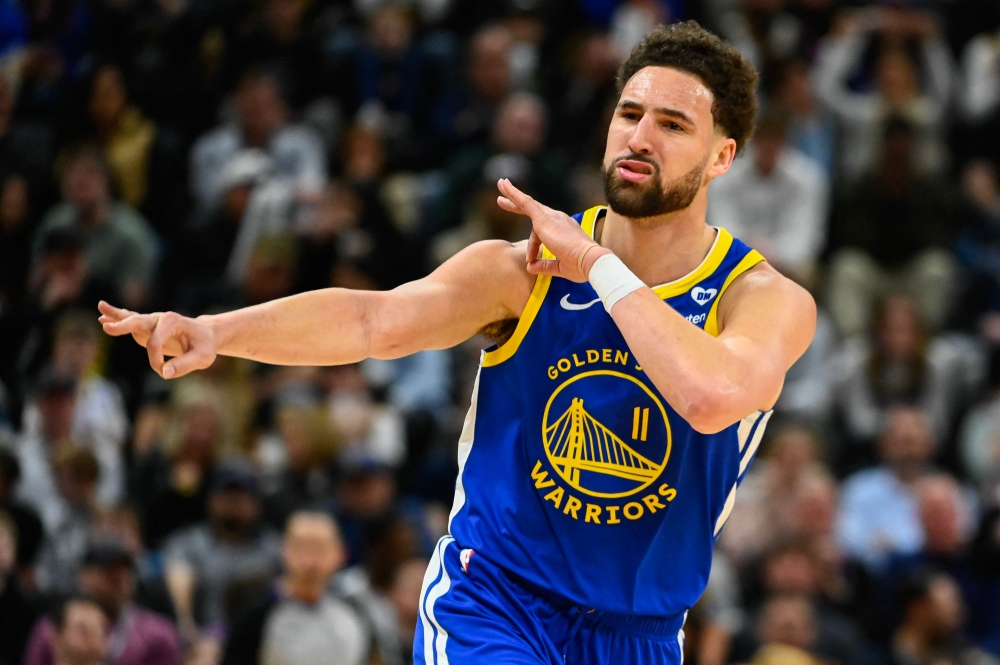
[497,179,611,282]
[98,301,218,379]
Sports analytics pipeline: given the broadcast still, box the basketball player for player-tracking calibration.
[99,22,815,665]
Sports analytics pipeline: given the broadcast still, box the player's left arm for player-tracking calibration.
[609,263,815,433]
[496,178,816,434]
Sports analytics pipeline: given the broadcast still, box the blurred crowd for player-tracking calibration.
[0,0,1000,664]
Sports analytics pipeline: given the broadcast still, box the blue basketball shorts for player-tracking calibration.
[414,536,687,665]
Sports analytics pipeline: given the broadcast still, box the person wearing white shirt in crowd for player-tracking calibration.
[21,311,127,496]
[960,30,1000,123]
[708,110,828,289]
[814,7,953,181]
[15,369,122,533]
[836,407,937,571]
[189,69,325,223]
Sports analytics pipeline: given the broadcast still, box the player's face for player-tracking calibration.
[602,66,735,219]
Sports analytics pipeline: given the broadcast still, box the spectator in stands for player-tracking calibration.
[48,311,126,444]
[0,73,54,208]
[826,116,959,337]
[746,539,870,665]
[34,447,101,594]
[814,7,953,181]
[34,146,158,309]
[24,540,181,665]
[131,385,225,548]
[47,596,110,665]
[0,511,41,665]
[18,227,110,375]
[337,4,453,170]
[15,369,118,528]
[770,59,836,177]
[238,234,301,307]
[550,32,620,164]
[745,593,824,665]
[222,511,371,665]
[88,507,177,620]
[163,459,281,636]
[225,0,321,110]
[837,407,936,571]
[220,150,299,286]
[719,424,831,568]
[189,68,325,217]
[959,348,1000,491]
[83,64,157,210]
[259,386,339,528]
[0,448,43,578]
[0,172,33,315]
[435,24,514,150]
[708,110,829,288]
[829,294,978,457]
[432,92,572,253]
[955,160,1000,325]
[18,311,126,498]
[385,557,427,665]
[877,476,1000,643]
[959,27,1000,125]
[890,571,993,665]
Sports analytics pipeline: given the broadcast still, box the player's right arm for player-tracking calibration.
[99,240,534,379]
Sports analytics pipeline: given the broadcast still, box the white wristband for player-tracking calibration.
[588,254,645,313]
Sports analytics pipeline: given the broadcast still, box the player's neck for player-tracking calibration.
[598,194,717,287]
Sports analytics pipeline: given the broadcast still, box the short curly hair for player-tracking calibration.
[617,21,759,154]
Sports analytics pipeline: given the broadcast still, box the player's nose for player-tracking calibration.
[626,113,657,156]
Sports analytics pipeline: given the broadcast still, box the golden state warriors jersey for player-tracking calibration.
[446,206,771,617]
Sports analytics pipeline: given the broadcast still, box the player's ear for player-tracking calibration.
[704,137,737,180]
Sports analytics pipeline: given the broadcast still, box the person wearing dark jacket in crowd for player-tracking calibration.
[826,117,959,337]
[23,540,181,665]
[0,448,43,579]
[0,511,41,665]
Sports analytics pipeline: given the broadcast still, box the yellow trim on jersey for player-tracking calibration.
[581,205,605,239]
[651,228,734,300]
[704,249,767,337]
[482,207,604,367]
[482,274,551,367]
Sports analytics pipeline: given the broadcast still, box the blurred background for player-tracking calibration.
[0,0,999,664]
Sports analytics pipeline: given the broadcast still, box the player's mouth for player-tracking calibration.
[615,159,655,183]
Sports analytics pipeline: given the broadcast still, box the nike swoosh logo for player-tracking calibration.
[559,294,601,311]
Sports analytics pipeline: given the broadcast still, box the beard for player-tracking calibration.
[602,154,706,219]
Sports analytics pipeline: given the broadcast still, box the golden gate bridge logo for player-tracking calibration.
[542,371,671,499]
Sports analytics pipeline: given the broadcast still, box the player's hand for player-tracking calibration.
[497,178,611,282]
[98,301,218,379]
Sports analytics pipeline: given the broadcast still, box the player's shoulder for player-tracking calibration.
[451,238,531,278]
[717,261,817,333]
[729,261,814,309]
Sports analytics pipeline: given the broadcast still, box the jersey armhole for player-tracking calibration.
[480,206,604,368]
[481,274,551,367]
[704,250,766,337]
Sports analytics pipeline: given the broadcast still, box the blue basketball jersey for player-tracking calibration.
[446,206,772,618]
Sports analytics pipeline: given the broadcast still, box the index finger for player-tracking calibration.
[498,179,546,216]
[101,312,157,338]
[97,300,130,321]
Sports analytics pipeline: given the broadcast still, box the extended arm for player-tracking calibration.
[497,179,816,434]
[100,240,534,378]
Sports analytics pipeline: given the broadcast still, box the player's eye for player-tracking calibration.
[664,122,684,131]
